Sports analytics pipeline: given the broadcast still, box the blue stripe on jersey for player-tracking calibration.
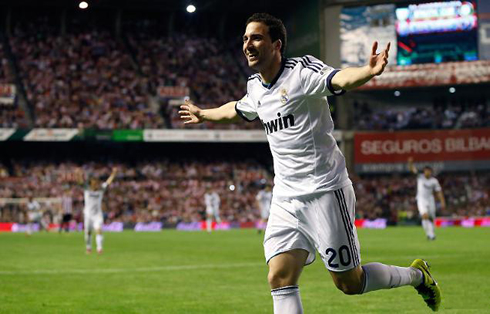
[285,57,320,73]
[302,56,323,71]
[248,74,261,81]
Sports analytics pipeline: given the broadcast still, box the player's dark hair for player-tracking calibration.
[423,166,433,172]
[246,13,287,56]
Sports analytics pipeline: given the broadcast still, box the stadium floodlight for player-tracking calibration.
[186,4,196,13]
[229,184,235,191]
[449,87,456,94]
[79,1,88,9]
[394,90,401,97]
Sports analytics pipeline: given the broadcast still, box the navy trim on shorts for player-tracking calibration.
[339,188,360,266]
[334,190,356,265]
[334,189,359,267]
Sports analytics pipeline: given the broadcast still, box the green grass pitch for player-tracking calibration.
[1,227,489,313]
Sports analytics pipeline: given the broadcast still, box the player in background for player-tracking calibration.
[59,188,73,233]
[76,167,117,254]
[26,196,42,235]
[408,157,446,240]
[204,186,221,232]
[180,13,441,313]
[256,184,272,234]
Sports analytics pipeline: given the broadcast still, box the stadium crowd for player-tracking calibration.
[1,15,261,130]
[352,172,490,224]
[1,12,489,132]
[0,40,28,128]
[0,160,271,225]
[9,18,163,129]
[353,97,490,130]
[1,160,489,226]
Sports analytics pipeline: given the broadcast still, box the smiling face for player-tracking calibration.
[242,22,281,72]
[90,178,100,190]
[423,167,433,178]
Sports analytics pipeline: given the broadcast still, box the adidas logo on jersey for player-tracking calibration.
[262,113,295,135]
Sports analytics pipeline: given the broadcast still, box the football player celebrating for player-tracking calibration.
[180,13,441,313]
[408,157,446,240]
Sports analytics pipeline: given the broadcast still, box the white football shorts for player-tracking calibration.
[28,212,42,222]
[264,184,361,272]
[260,207,270,220]
[84,213,103,231]
[206,206,220,219]
[417,198,436,218]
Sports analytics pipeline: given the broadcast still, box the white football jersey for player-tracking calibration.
[256,190,272,211]
[416,175,441,202]
[236,55,351,197]
[204,192,220,209]
[27,200,41,213]
[84,182,108,216]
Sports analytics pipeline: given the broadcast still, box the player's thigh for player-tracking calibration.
[417,199,430,217]
[84,216,93,232]
[93,215,103,232]
[428,201,436,218]
[264,197,317,266]
[268,249,309,288]
[315,185,361,272]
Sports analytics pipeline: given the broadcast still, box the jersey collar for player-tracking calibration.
[261,58,286,89]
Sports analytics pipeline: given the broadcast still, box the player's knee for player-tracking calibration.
[333,279,362,295]
[267,268,294,289]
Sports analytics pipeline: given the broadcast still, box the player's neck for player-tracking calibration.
[259,56,283,84]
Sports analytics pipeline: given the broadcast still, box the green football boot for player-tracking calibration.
[411,259,442,312]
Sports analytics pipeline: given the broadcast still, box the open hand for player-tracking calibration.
[179,99,204,124]
[369,41,390,76]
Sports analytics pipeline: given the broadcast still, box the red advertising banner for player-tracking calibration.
[355,128,490,163]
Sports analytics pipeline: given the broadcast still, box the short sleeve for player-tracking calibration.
[300,55,345,97]
[235,93,258,122]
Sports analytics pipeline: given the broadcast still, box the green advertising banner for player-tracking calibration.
[112,130,144,142]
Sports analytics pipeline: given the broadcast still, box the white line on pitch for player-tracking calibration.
[0,262,264,276]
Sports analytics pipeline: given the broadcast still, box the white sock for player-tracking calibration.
[361,263,423,293]
[96,234,103,251]
[206,218,212,232]
[85,231,92,250]
[427,220,435,238]
[271,286,303,314]
[422,219,430,237]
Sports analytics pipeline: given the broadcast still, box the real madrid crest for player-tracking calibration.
[280,88,289,104]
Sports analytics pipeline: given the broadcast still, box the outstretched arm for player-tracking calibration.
[407,157,418,175]
[179,99,241,124]
[105,168,117,186]
[436,191,446,212]
[331,41,390,91]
